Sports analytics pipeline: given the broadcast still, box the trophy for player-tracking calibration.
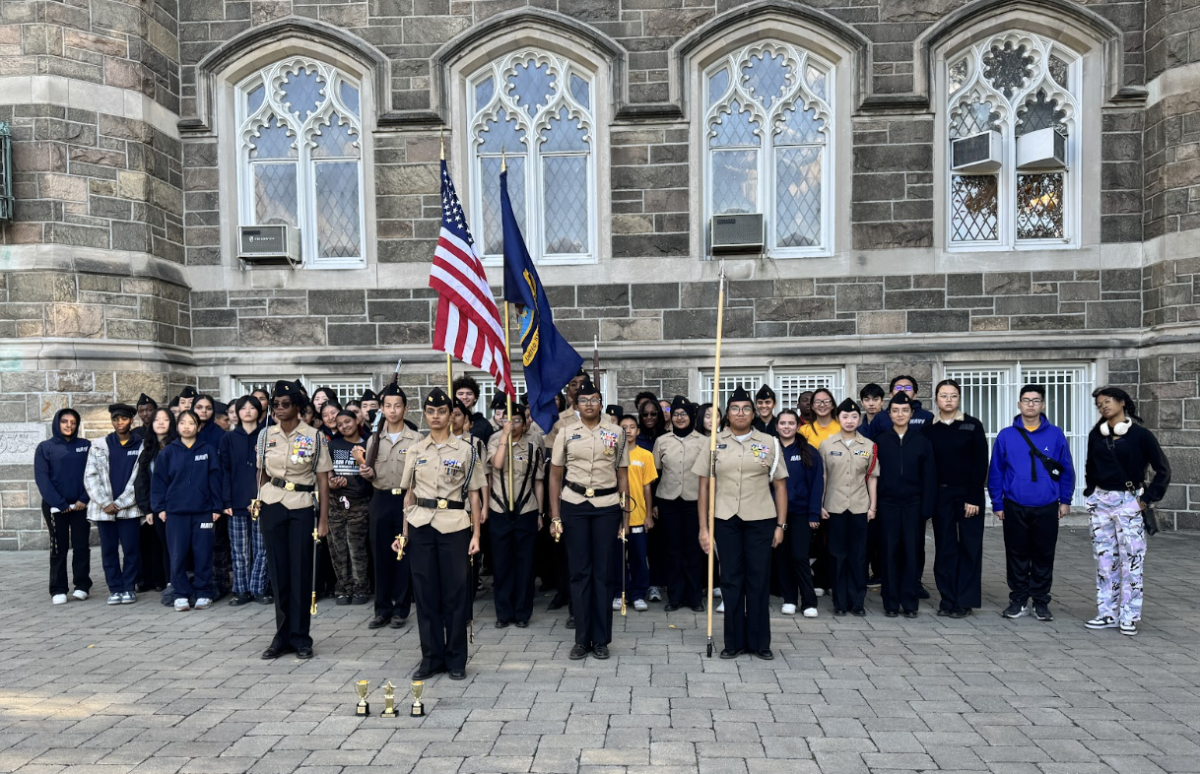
[380,681,398,718]
[354,680,370,717]
[410,680,425,717]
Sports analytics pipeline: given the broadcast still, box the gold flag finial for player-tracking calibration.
[501,144,506,173]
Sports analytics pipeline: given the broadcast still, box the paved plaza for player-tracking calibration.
[1,526,1199,774]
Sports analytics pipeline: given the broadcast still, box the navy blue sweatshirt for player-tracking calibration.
[151,439,222,515]
[197,421,225,451]
[875,428,937,514]
[219,424,261,514]
[863,399,934,440]
[780,438,824,522]
[34,409,92,511]
[106,432,143,498]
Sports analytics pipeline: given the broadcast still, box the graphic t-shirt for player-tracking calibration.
[329,436,372,501]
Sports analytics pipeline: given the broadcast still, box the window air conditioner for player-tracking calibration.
[238,225,301,267]
[951,131,1002,173]
[710,213,764,254]
[1016,127,1067,170]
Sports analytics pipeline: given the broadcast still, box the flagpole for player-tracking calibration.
[501,149,515,513]
[441,130,455,398]
[706,261,727,659]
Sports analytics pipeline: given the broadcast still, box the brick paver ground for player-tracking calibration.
[1,526,1199,774]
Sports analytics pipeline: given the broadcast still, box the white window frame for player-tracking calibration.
[468,372,612,410]
[699,366,845,408]
[233,376,374,408]
[235,57,367,269]
[467,50,598,267]
[944,33,1081,252]
[944,361,1094,505]
[703,41,835,258]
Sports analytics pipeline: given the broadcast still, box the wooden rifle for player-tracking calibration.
[358,358,401,470]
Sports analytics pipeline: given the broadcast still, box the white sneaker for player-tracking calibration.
[647,586,662,602]
[803,607,818,618]
[633,599,648,612]
[52,594,68,605]
[194,598,212,610]
[106,593,122,605]
[781,603,797,615]
[814,588,825,597]
[1120,622,1138,636]
[716,601,724,613]
[1085,615,1118,629]
[120,591,136,605]
[712,587,722,599]
[71,589,88,601]
[612,597,621,611]
[174,598,191,612]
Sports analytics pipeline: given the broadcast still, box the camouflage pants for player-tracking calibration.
[328,498,371,597]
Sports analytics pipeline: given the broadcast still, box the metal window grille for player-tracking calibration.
[700,367,844,408]
[234,376,373,407]
[0,121,12,222]
[474,376,529,413]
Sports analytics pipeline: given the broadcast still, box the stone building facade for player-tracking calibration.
[1,0,1198,548]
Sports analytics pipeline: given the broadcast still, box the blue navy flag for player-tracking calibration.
[499,168,583,435]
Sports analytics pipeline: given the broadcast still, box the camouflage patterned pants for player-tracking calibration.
[1087,488,1146,625]
[328,498,371,598]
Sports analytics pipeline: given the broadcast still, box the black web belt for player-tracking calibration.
[565,480,617,498]
[416,497,465,510]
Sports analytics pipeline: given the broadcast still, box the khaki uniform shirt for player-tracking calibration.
[485,432,545,515]
[653,431,707,501]
[691,428,788,521]
[819,433,879,514]
[551,419,629,509]
[543,408,615,451]
[370,426,422,493]
[257,421,333,510]
[401,434,484,533]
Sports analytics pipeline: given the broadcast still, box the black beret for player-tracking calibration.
[670,395,690,413]
[380,382,406,401]
[604,404,623,418]
[888,391,914,409]
[577,377,600,397]
[755,384,776,402]
[213,401,228,414]
[178,386,197,400]
[729,385,752,405]
[490,392,507,411]
[136,393,157,408]
[452,397,470,415]
[292,380,307,395]
[835,398,861,415]
[575,366,588,379]
[360,388,378,402]
[108,403,136,419]
[272,380,296,397]
[425,387,451,408]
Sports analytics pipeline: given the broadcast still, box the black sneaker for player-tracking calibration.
[1034,604,1054,622]
[1001,602,1028,619]
[335,596,351,606]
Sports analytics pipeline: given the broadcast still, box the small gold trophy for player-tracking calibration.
[380,681,398,718]
[410,680,425,717]
[355,679,370,717]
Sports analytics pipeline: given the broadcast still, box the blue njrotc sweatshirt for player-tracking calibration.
[219,424,261,514]
[780,438,824,523]
[151,438,223,515]
[34,408,92,511]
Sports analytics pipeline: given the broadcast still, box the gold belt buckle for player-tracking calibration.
[391,489,403,496]
[585,487,595,498]
[284,482,296,491]
[436,498,449,509]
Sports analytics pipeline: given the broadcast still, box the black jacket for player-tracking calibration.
[1084,422,1171,503]
[875,428,937,514]
[924,413,989,508]
[219,424,261,514]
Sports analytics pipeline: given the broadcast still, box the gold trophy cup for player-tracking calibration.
[381,681,398,718]
[355,680,370,717]
[410,680,425,717]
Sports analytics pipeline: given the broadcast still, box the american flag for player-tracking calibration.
[429,159,515,399]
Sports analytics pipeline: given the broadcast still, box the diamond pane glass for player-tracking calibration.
[776,146,821,247]
[481,156,525,255]
[281,67,325,119]
[982,42,1033,98]
[950,174,999,242]
[708,67,729,107]
[711,149,758,215]
[475,76,495,110]
[1049,55,1069,88]
[311,114,359,158]
[339,81,359,117]
[249,116,296,159]
[710,101,760,147]
[742,50,791,109]
[508,59,555,117]
[1017,172,1064,239]
[253,162,298,227]
[1016,89,1068,136]
[805,64,826,101]
[949,100,1000,139]
[543,155,588,254]
[776,104,824,145]
[949,58,968,94]
[478,108,524,153]
[570,73,589,109]
[541,107,588,152]
[247,84,265,114]
[315,161,360,258]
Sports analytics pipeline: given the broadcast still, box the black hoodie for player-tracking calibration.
[34,408,91,511]
[875,427,937,514]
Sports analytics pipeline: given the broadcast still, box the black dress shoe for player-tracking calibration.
[918,586,931,600]
[719,648,743,659]
[950,608,970,619]
[885,610,899,618]
[296,646,314,659]
[448,668,466,680]
[229,593,253,607]
[852,608,866,617]
[515,621,529,628]
[548,597,567,611]
[756,649,774,660]
[833,608,847,616]
[257,595,274,605]
[412,664,445,680]
[260,644,294,660]
[389,616,407,629]
[335,596,351,606]
[937,608,952,617]
[569,644,588,660]
[565,616,575,629]
[592,645,609,660]
[664,603,682,612]
[368,615,391,629]
[351,595,372,605]
[903,610,918,619]
[494,620,510,629]
[690,603,706,613]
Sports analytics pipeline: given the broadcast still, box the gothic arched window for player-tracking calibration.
[468,51,596,264]
[704,42,834,256]
[236,58,365,267]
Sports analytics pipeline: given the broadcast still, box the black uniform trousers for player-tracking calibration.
[1001,498,1059,606]
[866,516,882,581]
[810,519,830,591]
[774,513,817,609]
[408,524,471,672]
[42,503,91,596]
[138,520,167,591]
[827,511,868,612]
[714,516,775,653]
[490,508,538,624]
[932,488,984,611]
[879,500,923,614]
[562,500,621,648]
[369,490,412,620]
[259,502,317,650]
[657,497,704,608]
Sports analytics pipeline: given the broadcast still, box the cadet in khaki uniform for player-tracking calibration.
[695,386,789,660]
[485,401,545,628]
[360,382,420,630]
[549,377,629,661]
[652,395,708,612]
[257,380,332,660]
[393,388,483,681]
[818,399,879,617]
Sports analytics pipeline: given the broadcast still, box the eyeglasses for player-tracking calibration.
[577,398,602,406]
[727,405,754,414]
[812,400,833,407]
[893,385,915,392]
[1019,398,1044,406]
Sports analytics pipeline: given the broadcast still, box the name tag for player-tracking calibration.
[416,458,428,466]
[267,441,278,448]
[830,451,843,456]
[716,444,727,450]
[960,424,975,431]
[569,434,581,441]
[200,522,213,529]
[194,454,208,461]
